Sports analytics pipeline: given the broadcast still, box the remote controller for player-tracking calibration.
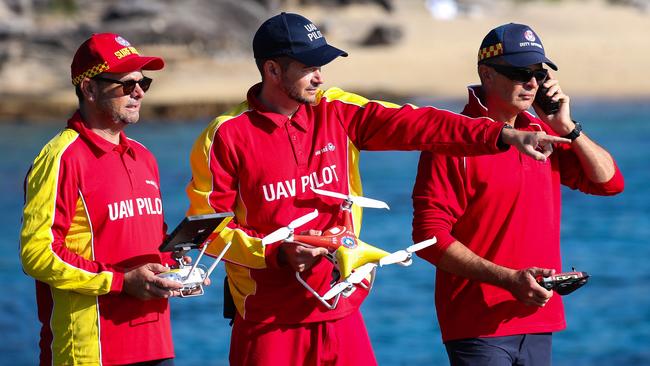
[538,270,589,296]
[158,266,207,297]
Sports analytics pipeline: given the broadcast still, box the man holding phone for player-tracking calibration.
[412,23,624,365]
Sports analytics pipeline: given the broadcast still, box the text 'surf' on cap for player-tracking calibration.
[253,12,348,67]
[477,23,558,70]
[71,33,164,86]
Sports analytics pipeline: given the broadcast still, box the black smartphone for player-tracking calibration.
[534,84,560,115]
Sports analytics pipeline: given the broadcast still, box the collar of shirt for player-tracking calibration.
[67,110,135,158]
[464,85,535,129]
[246,83,310,131]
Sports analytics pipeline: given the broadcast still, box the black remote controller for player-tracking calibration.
[537,270,589,296]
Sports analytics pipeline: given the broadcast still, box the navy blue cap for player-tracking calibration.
[478,23,558,71]
[253,12,348,67]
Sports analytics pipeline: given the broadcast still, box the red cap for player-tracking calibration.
[71,33,164,86]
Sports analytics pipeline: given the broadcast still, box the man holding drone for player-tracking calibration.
[186,13,569,366]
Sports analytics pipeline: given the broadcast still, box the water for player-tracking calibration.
[1,99,649,365]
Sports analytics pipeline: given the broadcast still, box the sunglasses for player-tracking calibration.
[93,76,153,94]
[484,64,548,83]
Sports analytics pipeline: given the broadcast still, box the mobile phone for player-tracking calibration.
[534,84,560,115]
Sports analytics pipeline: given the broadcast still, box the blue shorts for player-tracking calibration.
[128,358,175,366]
[445,333,552,366]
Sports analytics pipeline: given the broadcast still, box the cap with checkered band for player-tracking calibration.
[71,33,164,86]
[478,23,558,71]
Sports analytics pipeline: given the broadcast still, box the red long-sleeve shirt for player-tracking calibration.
[412,86,624,342]
[187,84,509,324]
[20,112,175,365]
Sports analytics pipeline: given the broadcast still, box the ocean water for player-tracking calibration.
[1,99,648,365]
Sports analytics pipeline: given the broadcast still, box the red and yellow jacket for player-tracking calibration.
[412,86,624,341]
[187,84,507,324]
[20,112,174,365]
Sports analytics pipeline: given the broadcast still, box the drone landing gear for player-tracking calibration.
[294,265,377,310]
[158,241,232,298]
[295,272,340,310]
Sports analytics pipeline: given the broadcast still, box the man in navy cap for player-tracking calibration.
[186,14,569,365]
[412,23,624,365]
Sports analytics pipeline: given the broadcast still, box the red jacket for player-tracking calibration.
[412,86,624,341]
[187,84,508,324]
[20,112,175,365]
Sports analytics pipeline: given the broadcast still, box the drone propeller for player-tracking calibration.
[311,187,389,210]
[378,238,437,267]
[262,209,319,245]
[323,263,377,300]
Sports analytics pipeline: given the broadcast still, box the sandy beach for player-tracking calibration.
[1,0,649,121]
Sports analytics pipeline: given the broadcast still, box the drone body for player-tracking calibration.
[291,222,391,279]
[262,188,436,309]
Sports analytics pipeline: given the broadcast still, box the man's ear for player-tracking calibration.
[264,60,281,82]
[477,64,495,85]
[79,78,96,102]
[478,64,491,82]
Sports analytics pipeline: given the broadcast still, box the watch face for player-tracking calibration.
[575,122,583,132]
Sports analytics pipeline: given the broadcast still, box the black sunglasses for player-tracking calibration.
[484,64,548,83]
[93,76,153,94]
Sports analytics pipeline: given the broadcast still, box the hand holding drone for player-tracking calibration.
[158,212,233,297]
[261,188,436,309]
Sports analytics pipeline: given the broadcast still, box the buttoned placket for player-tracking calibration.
[116,146,136,191]
[285,119,308,168]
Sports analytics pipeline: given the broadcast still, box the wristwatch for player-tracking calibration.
[497,123,514,150]
[562,120,582,141]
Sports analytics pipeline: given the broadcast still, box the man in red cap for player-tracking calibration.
[20,33,182,365]
[412,23,624,365]
[186,13,570,366]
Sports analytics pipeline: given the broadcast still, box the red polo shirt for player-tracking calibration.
[412,86,624,341]
[187,84,508,324]
[20,111,174,365]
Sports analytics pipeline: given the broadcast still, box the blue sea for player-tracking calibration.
[1,98,648,365]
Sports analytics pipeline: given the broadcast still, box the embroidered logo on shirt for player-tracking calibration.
[145,179,159,190]
[314,142,336,156]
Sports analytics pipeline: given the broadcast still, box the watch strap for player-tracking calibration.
[562,120,582,141]
[497,123,514,151]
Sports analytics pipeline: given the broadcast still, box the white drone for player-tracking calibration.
[157,213,233,297]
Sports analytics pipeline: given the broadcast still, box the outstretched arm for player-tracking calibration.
[327,88,570,160]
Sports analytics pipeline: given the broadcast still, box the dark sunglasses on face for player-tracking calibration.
[484,63,548,83]
[93,76,153,94]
